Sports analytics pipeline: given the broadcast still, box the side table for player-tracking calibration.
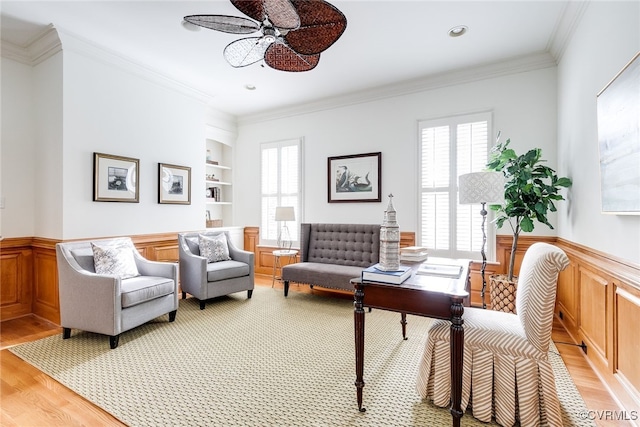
[272,250,298,287]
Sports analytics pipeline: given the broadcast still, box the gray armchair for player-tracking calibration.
[178,231,254,309]
[56,237,179,349]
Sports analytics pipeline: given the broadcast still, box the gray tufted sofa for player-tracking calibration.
[281,223,380,296]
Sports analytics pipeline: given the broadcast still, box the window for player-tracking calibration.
[418,112,494,260]
[261,139,302,247]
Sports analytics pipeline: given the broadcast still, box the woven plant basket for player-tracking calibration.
[489,274,518,314]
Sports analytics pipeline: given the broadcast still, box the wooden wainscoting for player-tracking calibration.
[555,238,640,420]
[0,233,183,324]
[468,261,501,308]
[0,238,34,320]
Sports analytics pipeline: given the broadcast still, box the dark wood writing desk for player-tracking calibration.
[352,258,470,427]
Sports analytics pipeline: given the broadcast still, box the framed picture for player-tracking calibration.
[93,152,139,202]
[597,52,640,214]
[159,163,191,204]
[328,152,381,203]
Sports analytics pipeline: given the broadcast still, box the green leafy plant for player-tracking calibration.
[486,135,572,281]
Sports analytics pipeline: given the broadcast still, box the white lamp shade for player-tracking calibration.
[275,206,296,221]
[459,172,505,205]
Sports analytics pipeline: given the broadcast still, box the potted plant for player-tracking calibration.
[486,134,572,311]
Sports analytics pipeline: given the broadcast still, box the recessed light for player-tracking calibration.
[245,84,256,91]
[448,25,468,37]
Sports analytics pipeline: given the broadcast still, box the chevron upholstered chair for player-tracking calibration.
[416,242,569,427]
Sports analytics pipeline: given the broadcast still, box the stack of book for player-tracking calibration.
[208,187,221,202]
[362,264,412,284]
[400,246,429,262]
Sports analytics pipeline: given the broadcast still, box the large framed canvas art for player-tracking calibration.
[597,52,640,214]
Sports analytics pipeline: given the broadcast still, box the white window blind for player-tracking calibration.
[261,139,302,247]
[418,112,494,260]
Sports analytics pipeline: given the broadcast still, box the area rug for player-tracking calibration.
[11,287,594,426]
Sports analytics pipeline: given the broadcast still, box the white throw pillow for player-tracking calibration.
[198,233,231,263]
[91,240,140,279]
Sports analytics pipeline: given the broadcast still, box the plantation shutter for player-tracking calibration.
[419,112,493,260]
[261,139,302,246]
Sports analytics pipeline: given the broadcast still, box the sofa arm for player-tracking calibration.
[134,254,178,282]
[227,240,254,276]
[56,245,122,335]
[178,238,208,293]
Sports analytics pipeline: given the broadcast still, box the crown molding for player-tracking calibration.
[1,24,61,66]
[547,1,589,62]
[1,24,217,107]
[54,26,216,105]
[237,51,557,126]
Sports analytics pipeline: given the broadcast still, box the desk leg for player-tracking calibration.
[400,313,407,340]
[450,296,465,427]
[354,284,366,412]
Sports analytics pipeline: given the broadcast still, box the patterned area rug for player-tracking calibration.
[11,287,593,426]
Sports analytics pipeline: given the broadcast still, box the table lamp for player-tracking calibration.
[459,172,505,308]
[275,206,295,250]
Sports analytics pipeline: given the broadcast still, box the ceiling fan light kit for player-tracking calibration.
[184,0,347,72]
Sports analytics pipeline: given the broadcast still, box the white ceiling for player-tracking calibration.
[1,1,575,118]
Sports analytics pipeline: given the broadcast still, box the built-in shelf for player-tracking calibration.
[206,163,231,170]
[205,140,233,227]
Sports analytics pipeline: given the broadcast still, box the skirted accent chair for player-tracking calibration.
[416,242,570,427]
[56,237,179,349]
[178,231,254,310]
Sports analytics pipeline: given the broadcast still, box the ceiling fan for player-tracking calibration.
[184,0,347,72]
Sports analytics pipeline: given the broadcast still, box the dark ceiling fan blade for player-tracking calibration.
[224,37,272,67]
[231,0,300,30]
[284,0,347,55]
[264,43,320,72]
[230,0,265,23]
[183,15,260,34]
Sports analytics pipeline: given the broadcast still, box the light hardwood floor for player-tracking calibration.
[1,276,627,426]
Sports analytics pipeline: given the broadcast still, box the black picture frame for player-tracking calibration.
[328,152,381,203]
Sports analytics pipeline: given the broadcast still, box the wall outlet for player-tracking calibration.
[0,197,5,209]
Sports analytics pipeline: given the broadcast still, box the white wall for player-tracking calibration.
[235,67,558,242]
[1,29,238,240]
[33,52,64,239]
[60,47,207,239]
[557,1,640,265]
[1,58,37,238]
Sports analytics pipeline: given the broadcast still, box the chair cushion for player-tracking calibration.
[121,276,175,308]
[199,233,231,263]
[428,308,542,359]
[282,262,364,290]
[91,240,140,279]
[206,260,250,282]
